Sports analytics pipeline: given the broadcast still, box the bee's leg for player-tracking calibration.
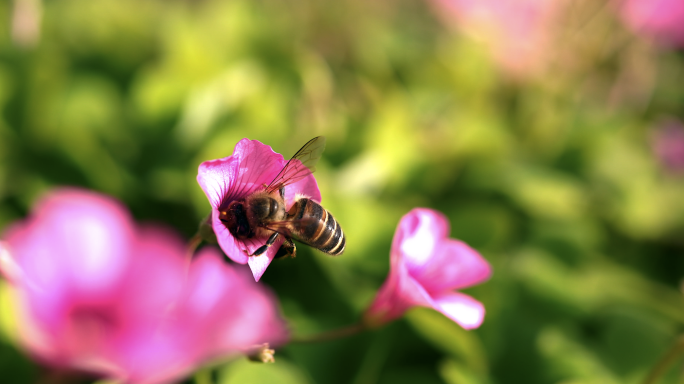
[275,238,296,259]
[274,244,288,259]
[249,232,280,257]
[288,240,297,258]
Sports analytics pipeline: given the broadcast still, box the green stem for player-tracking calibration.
[187,232,203,259]
[291,322,367,344]
[643,334,684,384]
[187,214,215,261]
[183,232,203,277]
[194,368,213,384]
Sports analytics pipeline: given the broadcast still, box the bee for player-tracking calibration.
[219,136,345,258]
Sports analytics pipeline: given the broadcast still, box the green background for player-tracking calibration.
[1,0,684,383]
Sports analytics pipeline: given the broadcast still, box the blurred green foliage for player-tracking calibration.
[2,0,684,383]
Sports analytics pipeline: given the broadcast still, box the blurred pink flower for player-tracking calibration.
[0,189,288,384]
[621,0,684,48]
[364,208,491,330]
[197,139,321,281]
[432,0,561,78]
[653,119,684,172]
[11,0,42,48]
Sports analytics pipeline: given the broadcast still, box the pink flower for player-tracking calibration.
[0,189,288,384]
[652,119,684,173]
[196,139,321,281]
[364,208,491,330]
[621,0,684,48]
[432,0,562,78]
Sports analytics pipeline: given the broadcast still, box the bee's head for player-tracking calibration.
[220,201,252,238]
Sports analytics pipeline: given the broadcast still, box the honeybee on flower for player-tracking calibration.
[197,137,345,281]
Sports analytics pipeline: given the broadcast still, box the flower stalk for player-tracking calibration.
[642,334,684,384]
[187,232,203,258]
[291,322,368,344]
[193,369,214,384]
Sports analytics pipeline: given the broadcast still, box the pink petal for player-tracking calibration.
[431,291,486,330]
[115,335,190,384]
[182,249,237,317]
[652,120,684,171]
[247,248,278,282]
[209,266,289,352]
[0,241,23,283]
[392,208,449,270]
[5,189,134,297]
[622,0,684,47]
[179,249,289,354]
[365,261,433,325]
[432,0,554,77]
[212,210,248,265]
[117,226,187,325]
[32,227,188,378]
[225,139,286,203]
[409,239,492,294]
[5,221,69,303]
[197,156,240,209]
[197,139,285,210]
[106,309,194,384]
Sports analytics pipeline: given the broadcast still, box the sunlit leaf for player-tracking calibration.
[219,358,313,384]
[406,307,488,375]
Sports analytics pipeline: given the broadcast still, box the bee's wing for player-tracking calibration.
[265,136,326,194]
[262,217,319,237]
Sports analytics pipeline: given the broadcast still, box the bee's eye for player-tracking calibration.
[270,199,279,214]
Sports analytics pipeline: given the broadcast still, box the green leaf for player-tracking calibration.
[406,307,488,375]
[439,359,490,384]
[219,357,313,384]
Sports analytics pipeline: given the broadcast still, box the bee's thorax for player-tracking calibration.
[222,192,287,240]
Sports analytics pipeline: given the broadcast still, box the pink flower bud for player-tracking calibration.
[364,208,492,330]
[196,139,321,281]
[652,119,684,173]
[621,0,684,48]
[1,189,288,384]
[431,0,561,78]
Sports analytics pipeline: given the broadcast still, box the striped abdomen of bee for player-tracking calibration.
[288,198,345,256]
